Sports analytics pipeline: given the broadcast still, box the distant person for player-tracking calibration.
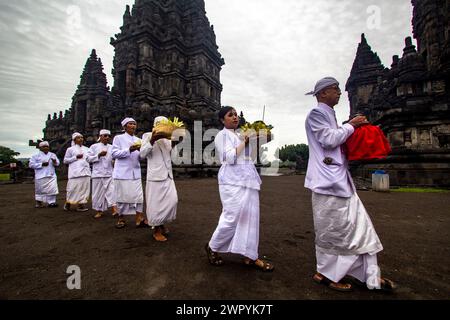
[87,129,117,219]
[63,132,91,212]
[111,118,147,229]
[304,77,395,292]
[140,116,178,242]
[205,107,274,272]
[29,141,60,208]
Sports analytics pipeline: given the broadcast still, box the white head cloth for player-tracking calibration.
[39,141,49,148]
[97,129,111,142]
[71,132,83,146]
[99,129,111,136]
[121,117,136,127]
[153,116,168,127]
[305,77,339,96]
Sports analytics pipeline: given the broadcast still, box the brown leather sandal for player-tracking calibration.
[244,258,275,272]
[205,243,224,266]
[313,273,353,292]
[153,227,168,242]
[380,278,396,292]
[94,212,103,219]
[115,219,126,229]
[343,275,396,292]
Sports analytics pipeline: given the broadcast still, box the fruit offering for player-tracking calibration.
[153,117,186,139]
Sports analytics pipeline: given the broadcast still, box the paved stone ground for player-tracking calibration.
[0,175,449,299]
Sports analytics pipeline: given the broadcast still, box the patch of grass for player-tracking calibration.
[391,187,450,193]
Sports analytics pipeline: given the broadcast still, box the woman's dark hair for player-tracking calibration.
[218,106,235,121]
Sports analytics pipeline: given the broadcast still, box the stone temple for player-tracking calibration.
[32,0,226,160]
[346,0,450,186]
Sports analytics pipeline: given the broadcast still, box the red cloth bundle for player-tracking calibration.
[344,125,391,161]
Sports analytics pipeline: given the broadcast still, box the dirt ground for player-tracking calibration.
[0,175,449,300]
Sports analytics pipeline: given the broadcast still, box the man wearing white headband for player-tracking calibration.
[111,118,147,229]
[87,129,117,219]
[140,116,178,241]
[304,77,395,292]
[29,141,60,208]
[63,132,91,212]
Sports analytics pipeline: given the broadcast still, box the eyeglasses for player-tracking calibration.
[327,85,341,92]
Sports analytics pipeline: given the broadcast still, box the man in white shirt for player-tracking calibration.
[63,132,91,212]
[304,77,395,292]
[87,129,117,219]
[111,118,147,229]
[29,141,60,208]
[140,116,178,242]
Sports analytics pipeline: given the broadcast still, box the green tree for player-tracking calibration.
[279,144,309,163]
[0,146,20,165]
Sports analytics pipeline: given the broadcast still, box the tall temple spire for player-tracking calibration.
[346,34,384,89]
[110,0,225,124]
[345,34,385,116]
[78,49,108,90]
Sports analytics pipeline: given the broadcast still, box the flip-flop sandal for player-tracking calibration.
[115,221,126,229]
[244,259,275,272]
[313,274,353,292]
[380,278,396,292]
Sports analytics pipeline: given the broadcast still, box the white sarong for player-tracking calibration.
[92,177,116,212]
[312,192,383,286]
[145,179,178,227]
[66,177,90,205]
[115,179,144,216]
[209,185,260,261]
[35,176,58,204]
[312,192,383,256]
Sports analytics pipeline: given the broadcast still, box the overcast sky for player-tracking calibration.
[0,0,414,158]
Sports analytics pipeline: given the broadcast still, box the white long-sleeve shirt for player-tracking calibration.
[140,133,173,181]
[63,145,91,179]
[214,128,262,190]
[86,143,114,178]
[305,102,356,198]
[111,133,142,180]
[29,151,60,180]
